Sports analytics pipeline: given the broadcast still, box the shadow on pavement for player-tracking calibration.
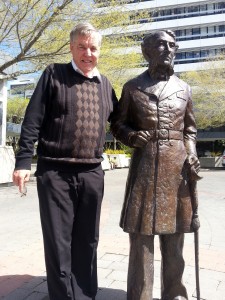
[0,275,48,299]
[97,287,159,300]
[0,276,160,300]
[96,287,126,300]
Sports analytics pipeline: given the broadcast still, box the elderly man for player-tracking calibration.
[111,30,200,300]
[13,23,118,300]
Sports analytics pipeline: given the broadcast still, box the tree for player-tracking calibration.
[1,0,150,93]
[180,57,225,129]
[7,97,29,123]
[0,0,89,78]
[91,0,149,96]
[6,97,29,152]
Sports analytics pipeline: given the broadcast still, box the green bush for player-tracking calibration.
[104,149,125,154]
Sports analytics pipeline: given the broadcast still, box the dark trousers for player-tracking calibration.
[36,163,104,300]
[127,233,188,300]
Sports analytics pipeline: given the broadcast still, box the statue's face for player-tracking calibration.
[143,31,177,68]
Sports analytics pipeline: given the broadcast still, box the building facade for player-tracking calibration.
[95,0,225,161]
[8,78,36,99]
[96,0,225,73]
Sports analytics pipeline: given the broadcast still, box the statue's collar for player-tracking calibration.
[137,70,184,100]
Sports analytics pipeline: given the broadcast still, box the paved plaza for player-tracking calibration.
[0,168,225,300]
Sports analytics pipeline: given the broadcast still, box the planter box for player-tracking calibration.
[101,153,111,170]
[107,154,130,168]
[199,156,223,168]
[0,146,15,183]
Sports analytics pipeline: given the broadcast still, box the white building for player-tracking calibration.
[95,0,225,161]
[8,78,36,99]
[96,0,225,73]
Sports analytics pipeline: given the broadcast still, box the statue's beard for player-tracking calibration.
[148,60,174,80]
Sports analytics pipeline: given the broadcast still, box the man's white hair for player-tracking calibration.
[70,22,102,46]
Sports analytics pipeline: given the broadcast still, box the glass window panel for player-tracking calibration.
[188,6,199,13]
[200,5,207,11]
[201,50,209,57]
[192,28,200,35]
[219,25,225,32]
[186,52,194,58]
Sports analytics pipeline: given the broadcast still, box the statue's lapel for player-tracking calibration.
[136,71,164,98]
[136,71,185,101]
[159,76,184,101]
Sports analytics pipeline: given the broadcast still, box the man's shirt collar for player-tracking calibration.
[71,60,101,81]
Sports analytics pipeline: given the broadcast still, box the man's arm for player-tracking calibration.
[13,66,51,190]
[110,84,149,148]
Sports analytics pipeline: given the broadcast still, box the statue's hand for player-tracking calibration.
[186,154,202,181]
[130,131,151,147]
[191,213,200,231]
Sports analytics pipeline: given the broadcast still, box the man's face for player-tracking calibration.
[70,32,101,76]
[144,31,177,68]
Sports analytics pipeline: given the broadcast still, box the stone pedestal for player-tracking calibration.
[0,146,15,183]
[0,76,15,183]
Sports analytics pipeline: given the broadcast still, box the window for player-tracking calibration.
[219,25,225,32]
[192,28,200,35]
[175,30,183,37]
[185,29,192,36]
[174,8,185,15]
[186,52,194,59]
[188,6,199,13]
[218,2,225,9]
[176,52,186,59]
[193,51,200,58]
[201,50,209,58]
[200,4,207,12]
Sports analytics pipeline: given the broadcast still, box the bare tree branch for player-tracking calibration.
[0,0,73,74]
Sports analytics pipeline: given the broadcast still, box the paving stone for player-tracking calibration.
[108,280,127,291]
[0,275,33,297]
[97,259,112,268]
[96,287,126,300]
[107,261,128,272]
[107,270,127,282]
[98,278,114,289]
[26,292,48,300]
[33,281,48,294]
[98,267,113,279]
[101,253,125,262]
[3,288,33,300]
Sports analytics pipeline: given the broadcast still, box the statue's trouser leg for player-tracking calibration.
[160,233,188,300]
[127,233,154,300]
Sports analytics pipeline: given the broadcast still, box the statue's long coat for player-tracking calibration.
[111,71,198,235]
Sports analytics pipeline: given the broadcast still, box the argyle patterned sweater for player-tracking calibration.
[15,63,118,170]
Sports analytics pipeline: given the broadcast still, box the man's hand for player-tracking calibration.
[130,131,151,147]
[13,170,31,193]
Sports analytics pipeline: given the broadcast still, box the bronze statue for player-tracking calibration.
[111,30,201,300]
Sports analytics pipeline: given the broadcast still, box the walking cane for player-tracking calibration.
[188,169,202,300]
[194,229,200,300]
